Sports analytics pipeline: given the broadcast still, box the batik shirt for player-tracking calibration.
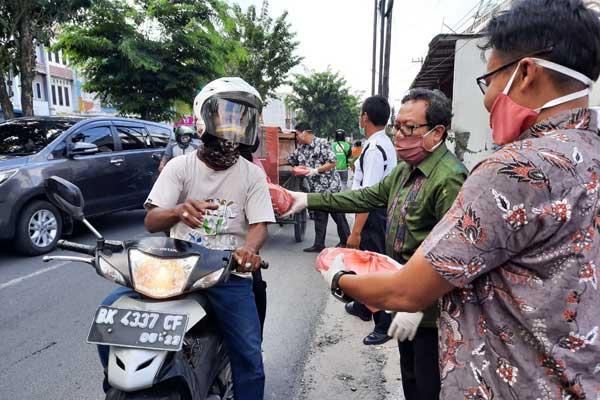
[423,109,600,399]
[287,137,342,193]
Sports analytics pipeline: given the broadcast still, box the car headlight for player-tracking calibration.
[191,268,225,290]
[0,169,18,185]
[98,257,127,286]
[129,249,198,299]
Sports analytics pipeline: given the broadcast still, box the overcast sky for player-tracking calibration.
[234,0,481,107]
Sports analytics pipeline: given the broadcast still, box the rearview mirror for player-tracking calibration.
[45,176,85,221]
[69,142,99,157]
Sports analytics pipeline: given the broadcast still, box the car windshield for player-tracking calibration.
[0,118,78,155]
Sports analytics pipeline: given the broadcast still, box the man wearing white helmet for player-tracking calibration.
[105,77,274,400]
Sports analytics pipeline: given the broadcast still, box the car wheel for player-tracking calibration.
[15,200,63,256]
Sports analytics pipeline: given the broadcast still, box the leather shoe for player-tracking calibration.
[335,242,346,248]
[303,245,325,253]
[363,331,392,346]
[345,301,372,322]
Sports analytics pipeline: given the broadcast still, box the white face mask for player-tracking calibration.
[523,58,593,112]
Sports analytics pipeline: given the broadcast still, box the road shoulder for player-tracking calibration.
[298,293,404,400]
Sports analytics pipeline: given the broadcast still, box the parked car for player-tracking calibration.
[0,116,172,255]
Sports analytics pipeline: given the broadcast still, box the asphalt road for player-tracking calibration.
[0,210,340,399]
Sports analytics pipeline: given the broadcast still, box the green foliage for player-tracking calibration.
[56,0,233,121]
[0,0,90,116]
[287,70,361,138]
[227,1,301,101]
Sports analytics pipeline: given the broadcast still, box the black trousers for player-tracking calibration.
[251,268,267,342]
[398,327,440,400]
[354,209,391,334]
[313,210,350,247]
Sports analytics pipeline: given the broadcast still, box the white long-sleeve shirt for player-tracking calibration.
[351,130,397,190]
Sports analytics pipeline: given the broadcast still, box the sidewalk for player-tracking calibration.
[298,293,405,400]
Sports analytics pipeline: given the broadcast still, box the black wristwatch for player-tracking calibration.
[331,270,357,303]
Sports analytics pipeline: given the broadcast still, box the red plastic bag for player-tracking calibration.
[292,166,312,177]
[268,183,293,215]
[316,248,404,312]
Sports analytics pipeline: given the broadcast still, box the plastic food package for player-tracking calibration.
[292,166,312,177]
[316,248,404,312]
[268,183,293,215]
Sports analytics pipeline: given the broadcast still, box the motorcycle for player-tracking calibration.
[42,176,267,400]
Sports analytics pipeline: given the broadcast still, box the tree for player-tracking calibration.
[287,70,361,138]
[0,0,91,116]
[0,1,16,119]
[56,0,233,121]
[227,1,301,101]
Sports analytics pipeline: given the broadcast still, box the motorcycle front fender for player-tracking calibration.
[106,294,212,396]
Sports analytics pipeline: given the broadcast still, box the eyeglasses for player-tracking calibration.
[393,123,429,137]
[475,48,554,95]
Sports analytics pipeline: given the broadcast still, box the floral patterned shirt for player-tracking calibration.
[287,137,342,193]
[423,109,600,400]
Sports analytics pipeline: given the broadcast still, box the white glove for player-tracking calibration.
[281,191,308,218]
[307,167,320,177]
[320,253,346,288]
[388,311,424,341]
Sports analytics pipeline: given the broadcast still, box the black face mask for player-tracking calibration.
[198,135,240,171]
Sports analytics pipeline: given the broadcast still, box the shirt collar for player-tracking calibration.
[415,142,449,178]
[365,129,387,145]
[521,108,597,139]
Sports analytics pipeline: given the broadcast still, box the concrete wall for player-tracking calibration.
[449,38,494,171]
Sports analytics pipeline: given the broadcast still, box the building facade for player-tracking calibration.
[1,44,115,121]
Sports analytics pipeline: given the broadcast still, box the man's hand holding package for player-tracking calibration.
[281,191,308,218]
[320,253,347,288]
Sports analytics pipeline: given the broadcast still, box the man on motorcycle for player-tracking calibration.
[100,77,275,400]
[159,125,199,173]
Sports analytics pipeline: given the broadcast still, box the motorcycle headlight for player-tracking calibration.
[0,169,18,185]
[191,268,225,290]
[129,249,198,299]
[98,257,127,286]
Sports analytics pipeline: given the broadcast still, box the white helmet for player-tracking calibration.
[193,77,263,146]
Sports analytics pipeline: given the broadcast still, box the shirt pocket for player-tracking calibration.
[404,201,429,233]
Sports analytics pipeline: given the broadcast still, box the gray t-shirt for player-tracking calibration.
[145,152,275,276]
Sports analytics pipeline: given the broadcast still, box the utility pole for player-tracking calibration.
[371,0,378,96]
[378,0,386,95]
[382,0,394,99]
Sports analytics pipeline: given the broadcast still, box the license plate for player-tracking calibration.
[87,306,189,351]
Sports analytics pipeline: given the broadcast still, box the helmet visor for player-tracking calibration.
[201,97,259,146]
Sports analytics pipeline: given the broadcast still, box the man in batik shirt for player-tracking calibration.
[281,123,350,252]
[285,1,600,398]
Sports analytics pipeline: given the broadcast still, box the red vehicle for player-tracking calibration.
[255,126,307,242]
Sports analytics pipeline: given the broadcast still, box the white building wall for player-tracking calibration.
[449,38,494,171]
[450,38,600,171]
[590,84,600,107]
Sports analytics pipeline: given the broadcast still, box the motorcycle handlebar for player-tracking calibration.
[57,240,96,256]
